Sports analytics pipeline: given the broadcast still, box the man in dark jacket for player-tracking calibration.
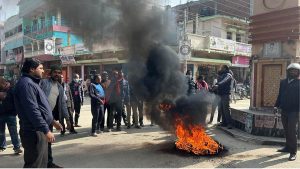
[40,65,70,168]
[186,70,197,96]
[14,58,62,168]
[107,70,130,131]
[275,63,300,161]
[69,73,84,127]
[215,65,233,129]
[0,78,22,154]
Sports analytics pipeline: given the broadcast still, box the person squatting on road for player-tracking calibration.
[40,65,71,168]
[0,78,22,154]
[14,58,63,168]
[89,74,105,136]
[70,73,84,127]
[275,63,300,161]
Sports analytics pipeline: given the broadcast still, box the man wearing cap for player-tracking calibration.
[40,65,71,168]
[275,63,300,161]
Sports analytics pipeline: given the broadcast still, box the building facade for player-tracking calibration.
[174,0,252,85]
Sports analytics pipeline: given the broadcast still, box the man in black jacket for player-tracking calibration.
[215,65,233,129]
[0,78,22,154]
[275,63,300,161]
[14,58,62,168]
[69,74,84,127]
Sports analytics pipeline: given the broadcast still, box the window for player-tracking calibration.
[227,32,232,40]
[236,34,242,42]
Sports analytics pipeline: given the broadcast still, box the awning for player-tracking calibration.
[188,57,231,65]
[76,58,128,65]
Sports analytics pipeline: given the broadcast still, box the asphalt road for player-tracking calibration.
[0,99,299,168]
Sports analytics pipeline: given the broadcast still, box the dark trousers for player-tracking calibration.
[110,102,123,128]
[100,103,111,130]
[20,130,48,168]
[91,104,104,133]
[129,101,144,126]
[61,108,76,133]
[48,125,54,166]
[220,95,232,126]
[0,115,21,149]
[74,99,82,125]
[281,112,299,154]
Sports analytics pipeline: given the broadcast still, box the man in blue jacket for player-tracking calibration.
[275,63,300,161]
[40,65,70,168]
[14,58,62,168]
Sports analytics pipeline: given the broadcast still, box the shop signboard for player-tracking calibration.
[232,56,250,67]
[60,55,76,65]
[235,42,252,56]
[44,39,55,55]
[178,39,192,60]
[209,36,235,53]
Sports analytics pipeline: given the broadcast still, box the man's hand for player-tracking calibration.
[46,131,55,143]
[0,92,7,101]
[52,120,63,131]
[66,121,71,130]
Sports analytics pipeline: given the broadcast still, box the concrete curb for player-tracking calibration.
[216,125,300,147]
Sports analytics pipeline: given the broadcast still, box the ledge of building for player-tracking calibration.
[216,125,300,147]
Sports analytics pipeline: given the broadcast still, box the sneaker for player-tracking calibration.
[277,147,289,153]
[90,133,97,137]
[69,130,78,134]
[135,125,141,129]
[96,130,103,134]
[0,147,6,152]
[289,153,296,161]
[14,148,23,155]
[127,125,131,129]
[74,124,82,127]
[107,129,112,132]
[47,163,63,168]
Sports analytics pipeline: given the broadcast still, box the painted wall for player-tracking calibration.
[53,31,82,47]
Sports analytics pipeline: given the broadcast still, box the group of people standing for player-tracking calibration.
[0,58,146,168]
[186,65,234,129]
[88,69,144,136]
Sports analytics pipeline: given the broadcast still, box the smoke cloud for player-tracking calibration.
[47,0,217,132]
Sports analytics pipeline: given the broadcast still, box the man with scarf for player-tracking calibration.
[107,70,129,131]
[275,63,300,161]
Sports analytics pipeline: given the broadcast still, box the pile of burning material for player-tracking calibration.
[159,102,226,156]
[175,117,225,156]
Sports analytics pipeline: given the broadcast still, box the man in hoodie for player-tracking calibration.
[40,65,70,168]
[275,63,300,161]
[14,58,62,168]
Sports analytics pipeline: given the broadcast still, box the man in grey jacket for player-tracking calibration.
[40,65,70,168]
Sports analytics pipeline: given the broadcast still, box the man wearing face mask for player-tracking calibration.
[69,74,84,127]
[275,63,300,161]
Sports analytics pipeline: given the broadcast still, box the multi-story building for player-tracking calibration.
[174,1,252,84]
[2,15,23,81]
[174,0,251,21]
[18,0,128,82]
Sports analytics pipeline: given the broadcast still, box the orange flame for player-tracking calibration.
[159,103,173,112]
[175,117,222,155]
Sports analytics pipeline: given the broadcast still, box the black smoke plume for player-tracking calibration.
[47,0,217,132]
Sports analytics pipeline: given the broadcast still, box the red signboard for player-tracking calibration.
[232,56,250,67]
